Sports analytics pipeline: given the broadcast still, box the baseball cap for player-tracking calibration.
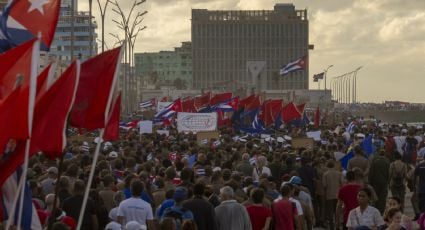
[105,222,121,230]
[173,187,188,200]
[108,151,118,158]
[47,167,58,174]
[125,221,147,230]
[289,176,302,185]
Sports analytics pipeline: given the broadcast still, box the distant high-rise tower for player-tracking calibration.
[191,4,309,92]
[49,0,97,66]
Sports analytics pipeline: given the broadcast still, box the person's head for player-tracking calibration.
[180,167,192,181]
[387,196,401,210]
[130,180,144,197]
[102,175,114,188]
[357,187,373,207]
[73,179,85,195]
[384,207,402,225]
[346,171,356,182]
[160,217,177,230]
[219,186,234,201]
[393,151,402,160]
[250,188,264,204]
[126,220,147,230]
[280,184,293,197]
[165,166,177,180]
[326,160,335,169]
[173,187,188,203]
[257,156,267,167]
[51,222,70,230]
[45,193,59,209]
[193,183,205,196]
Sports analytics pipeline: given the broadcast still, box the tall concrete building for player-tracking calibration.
[134,42,192,89]
[192,3,309,92]
[49,0,97,67]
[0,0,8,11]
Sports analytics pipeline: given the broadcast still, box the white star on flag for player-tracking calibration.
[28,0,50,15]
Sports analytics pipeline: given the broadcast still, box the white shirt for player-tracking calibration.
[117,197,153,226]
[346,206,385,228]
[252,166,271,182]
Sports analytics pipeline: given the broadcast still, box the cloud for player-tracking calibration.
[80,0,425,103]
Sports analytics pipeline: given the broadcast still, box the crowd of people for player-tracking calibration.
[11,118,425,230]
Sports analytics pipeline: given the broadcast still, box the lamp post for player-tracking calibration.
[324,64,333,91]
[96,0,110,53]
[89,0,93,57]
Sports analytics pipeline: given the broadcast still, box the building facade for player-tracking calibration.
[192,4,309,92]
[49,0,97,67]
[0,0,8,11]
[134,42,192,89]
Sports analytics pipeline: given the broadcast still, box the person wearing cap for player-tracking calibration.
[105,208,122,230]
[117,180,154,228]
[289,176,314,230]
[161,187,194,230]
[215,186,252,230]
[125,221,147,230]
[41,167,58,195]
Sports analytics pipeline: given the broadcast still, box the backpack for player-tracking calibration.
[392,164,405,189]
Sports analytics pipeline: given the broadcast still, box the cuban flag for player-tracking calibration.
[347,121,357,133]
[154,98,182,124]
[212,97,239,112]
[139,98,156,109]
[252,109,266,131]
[280,55,308,76]
[0,0,61,51]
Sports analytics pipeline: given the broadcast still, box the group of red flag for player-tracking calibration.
[0,39,123,187]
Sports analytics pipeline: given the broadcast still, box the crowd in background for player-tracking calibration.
[13,118,425,230]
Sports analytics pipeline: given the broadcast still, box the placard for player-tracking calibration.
[196,131,220,145]
[156,130,170,136]
[306,131,321,141]
[292,138,315,149]
[139,120,153,134]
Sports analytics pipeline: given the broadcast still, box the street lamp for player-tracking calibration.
[324,64,333,91]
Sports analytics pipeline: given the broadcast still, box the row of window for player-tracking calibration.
[192,23,307,37]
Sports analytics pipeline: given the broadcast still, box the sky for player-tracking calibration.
[80,0,425,103]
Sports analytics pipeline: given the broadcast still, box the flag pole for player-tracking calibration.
[16,37,39,230]
[47,153,65,230]
[76,129,104,230]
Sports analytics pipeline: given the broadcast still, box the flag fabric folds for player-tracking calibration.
[281,102,302,123]
[104,93,121,141]
[314,106,320,129]
[0,0,61,51]
[139,98,156,109]
[210,92,232,106]
[30,61,80,158]
[70,47,122,131]
[280,56,307,76]
[313,72,325,82]
[193,92,211,111]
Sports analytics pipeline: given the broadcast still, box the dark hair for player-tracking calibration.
[51,222,69,230]
[280,184,292,197]
[165,189,175,199]
[180,167,193,181]
[394,151,402,160]
[358,187,373,199]
[389,196,401,204]
[250,188,265,204]
[131,180,144,196]
[193,183,205,196]
[102,175,114,187]
[346,171,355,181]
[384,207,401,222]
[73,179,86,194]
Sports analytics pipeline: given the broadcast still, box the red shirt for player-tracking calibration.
[338,183,362,224]
[246,205,272,230]
[272,199,297,230]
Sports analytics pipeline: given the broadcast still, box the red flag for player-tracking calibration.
[36,63,56,99]
[296,103,306,115]
[5,0,61,49]
[0,38,36,99]
[282,102,301,123]
[314,106,321,129]
[104,93,121,141]
[264,99,283,127]
[245,95,261,111]
[239,94,255,108]
[182,97,196,113]
[160,96,168,102]
[70,47,122,130]
[193,92,211,111]
[30,61,80,158]
[210,92,232,106]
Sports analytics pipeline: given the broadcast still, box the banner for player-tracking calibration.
[139,120,153,134]
[292,138,314,149]
[177,112,217,133]
[157,102,172,112]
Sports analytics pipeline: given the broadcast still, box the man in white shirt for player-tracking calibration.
[117,180,155,229]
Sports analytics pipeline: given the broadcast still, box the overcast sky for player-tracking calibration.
[80,0,425,103]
